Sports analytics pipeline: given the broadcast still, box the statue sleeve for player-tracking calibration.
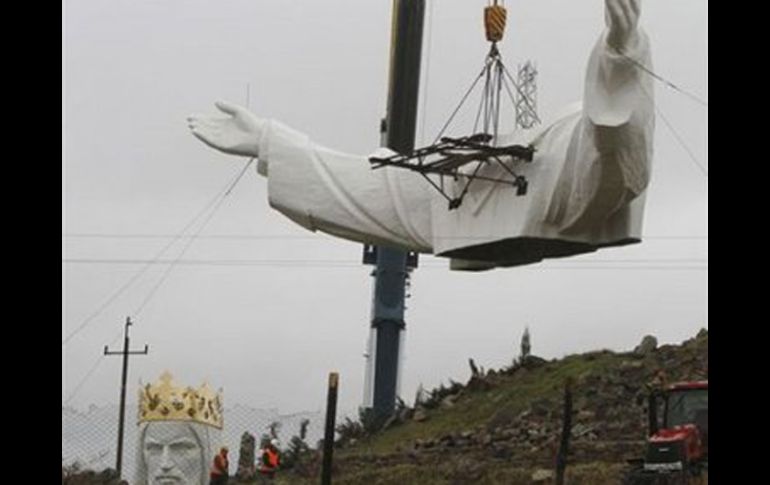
[546,29,654,233]
[257,121,433,252]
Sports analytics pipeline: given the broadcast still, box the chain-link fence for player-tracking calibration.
[62,403,325,481]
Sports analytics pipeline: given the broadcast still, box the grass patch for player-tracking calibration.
[343,351,620,456]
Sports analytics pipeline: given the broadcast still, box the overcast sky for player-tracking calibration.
[63,0,708,416]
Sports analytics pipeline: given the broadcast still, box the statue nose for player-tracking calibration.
[159,445,174,470]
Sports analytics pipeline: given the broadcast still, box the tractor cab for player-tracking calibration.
[645,380,708,473]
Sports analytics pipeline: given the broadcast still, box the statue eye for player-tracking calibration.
[144,443,163,454]
[170,440,198,452]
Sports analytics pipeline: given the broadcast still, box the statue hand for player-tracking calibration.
[604,0,640,52]
[187,101,265,158]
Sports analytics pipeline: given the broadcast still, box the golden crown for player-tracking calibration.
[138,371,223,429]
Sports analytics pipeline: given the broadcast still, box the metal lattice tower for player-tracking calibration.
[515,61,538,129]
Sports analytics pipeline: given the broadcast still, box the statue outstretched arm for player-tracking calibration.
[545,0,654,233]
[188,104,433,252]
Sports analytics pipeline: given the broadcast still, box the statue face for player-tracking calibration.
[142,421,204,485]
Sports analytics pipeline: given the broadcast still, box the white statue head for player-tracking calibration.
[134,372,223,485]
[135,420,217,485]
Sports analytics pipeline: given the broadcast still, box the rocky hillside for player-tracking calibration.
[279,329,708,485]
[62,330,707,484]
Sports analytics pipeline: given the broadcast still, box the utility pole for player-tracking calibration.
[104,316,149,478]
[362,0,425,425]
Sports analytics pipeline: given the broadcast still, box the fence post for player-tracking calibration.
[321,372,339,485]
[555,378,573,485]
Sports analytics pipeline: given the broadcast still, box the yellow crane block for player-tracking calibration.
[484,4,507,43]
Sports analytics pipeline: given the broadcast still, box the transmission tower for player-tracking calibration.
[515,61,538,129]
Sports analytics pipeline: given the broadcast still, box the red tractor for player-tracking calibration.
[626,380,708,484]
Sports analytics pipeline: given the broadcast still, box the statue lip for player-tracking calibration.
[154,476,183,484]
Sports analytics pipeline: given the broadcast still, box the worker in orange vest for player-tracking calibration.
[258,439,281,482]
[208,446,229,485]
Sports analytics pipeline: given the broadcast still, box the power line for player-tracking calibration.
[64,233,322,240]
[63,191,223,345]
[63,257,707,269]
[62,165,250,346]
[132,173,237,318]
[63,233,708,241]
[64,330,122,405]
[63,162,252,403]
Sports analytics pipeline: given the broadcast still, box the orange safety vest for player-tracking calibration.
[259,448,280,474]
[209,453,228,476]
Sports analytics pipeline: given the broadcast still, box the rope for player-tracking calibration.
[62,169,245,346]
[615,48,708,108]
[637,79,708,178]
[432,65,488,145]
[132,159,253,318]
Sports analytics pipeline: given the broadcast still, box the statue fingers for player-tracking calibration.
[629,0,640,19]
[215,100,242,116]
[606,0,628,33]
[616,0,636,29]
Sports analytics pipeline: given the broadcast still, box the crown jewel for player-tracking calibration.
[138,371,223,429]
